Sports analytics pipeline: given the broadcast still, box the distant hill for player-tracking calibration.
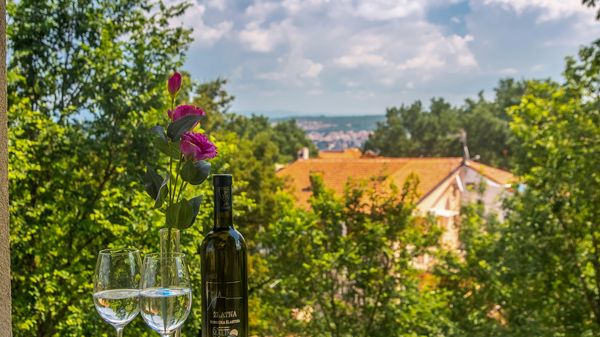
[273,115,385,150]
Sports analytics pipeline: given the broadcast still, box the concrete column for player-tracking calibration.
[0,0,13,335]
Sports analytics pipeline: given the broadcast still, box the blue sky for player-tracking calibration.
[171,0,600,116]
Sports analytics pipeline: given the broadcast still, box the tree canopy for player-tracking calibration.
[364,79,526,169]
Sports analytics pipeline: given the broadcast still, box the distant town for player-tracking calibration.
[273,115,385,150]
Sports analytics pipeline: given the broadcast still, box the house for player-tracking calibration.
[277,148,514,251]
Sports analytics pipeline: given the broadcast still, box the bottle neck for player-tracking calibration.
[214,186,233,229]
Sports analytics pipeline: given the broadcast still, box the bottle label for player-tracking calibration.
[216,187,232,211]
[206,281,243,337]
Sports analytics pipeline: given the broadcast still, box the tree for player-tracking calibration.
[500,40,600,335]
[583,0,600,19]
[436,202,508,337]
[257,174,455,336]
[364,79,526,169]
[272,119,319,161]
[363,98,461,158]
[7,0,193,335]
[439,40,600,337]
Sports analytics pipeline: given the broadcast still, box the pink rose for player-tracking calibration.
[168,71,182,96]
[180,132,218,161]
[168,104,205,121]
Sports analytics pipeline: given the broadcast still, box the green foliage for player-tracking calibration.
[500,40,600,335]
[438,40,600,337]
[256,175,454,336]
[143,166,169,208]
[364,79,525,169]
[272,119,319,161]
[7,0,194,335]
[436,203,507,337]
[180,160,211,185]
[189,82,317,231]
[582,0,600,20]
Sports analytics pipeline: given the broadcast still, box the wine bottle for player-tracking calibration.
[201,174,248,337]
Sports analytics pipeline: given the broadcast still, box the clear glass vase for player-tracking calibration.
[159,228,183,337]
[160,228,180,255]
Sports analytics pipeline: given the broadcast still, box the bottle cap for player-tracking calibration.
[213,174,233,188]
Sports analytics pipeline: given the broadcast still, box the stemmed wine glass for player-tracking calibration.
[140,252,193,336]
[93,248,142,337]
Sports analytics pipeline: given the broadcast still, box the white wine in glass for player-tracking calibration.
[93,248,142,337]
[140,253,192,336]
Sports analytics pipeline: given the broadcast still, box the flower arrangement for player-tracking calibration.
[143,71,217,252]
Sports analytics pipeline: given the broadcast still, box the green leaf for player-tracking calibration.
[151,126,180,159]
[165,202,180,228]
[143,166,162,200]
[154,174,169,209]
[150,125,167,140]
[143,166,169,209]
[166,199,194,229]
[178,201,194,229]
[180,160,211,185]
[167,115,202,141]
[185,196,203,229]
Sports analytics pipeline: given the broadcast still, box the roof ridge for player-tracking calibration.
[308,157,463,161]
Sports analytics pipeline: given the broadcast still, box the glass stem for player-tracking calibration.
[115,327,123,337]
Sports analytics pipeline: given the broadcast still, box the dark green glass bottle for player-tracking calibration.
[201,174,248,337]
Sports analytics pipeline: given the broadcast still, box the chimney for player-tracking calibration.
[298,147,310,160]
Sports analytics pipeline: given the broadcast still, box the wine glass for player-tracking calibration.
[93,248,142,337]
[140,253,193,336]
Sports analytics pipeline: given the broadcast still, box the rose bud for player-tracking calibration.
[168,71,182,97]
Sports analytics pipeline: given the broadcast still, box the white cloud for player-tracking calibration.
[180,0,599,115]
[345,80,360,88]
[481,0,593,21]
[281,0,330,14]
[353,0,426,21]
[239,21,286,53]
[245,0,281,22]
[333,35,396,69]
[166,2,232,46]
[530,64,544,72]
[333,31,477,83]
[197,21,233,45]
[499,67,518,75]
[302,61,324,78]
[258,51,323,82]
[207,0,227,11]
[397,55,445,71]
[450,34,478,68]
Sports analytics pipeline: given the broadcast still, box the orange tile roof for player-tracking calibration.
[277,157,515,208]
[277,157,464,207]
[318,148,363,159]
[466,161,515,185]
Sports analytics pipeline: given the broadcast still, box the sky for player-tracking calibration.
[171,0,600,116]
